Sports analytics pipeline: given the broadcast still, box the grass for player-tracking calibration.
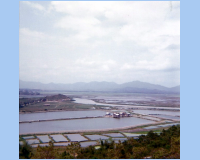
[128,130,162,134]
[82,132,102,135]
[19,136,24,141]
[19,100,96,112]
[82,130,121,136]
[19,95,119,112]
[48,135,55,143]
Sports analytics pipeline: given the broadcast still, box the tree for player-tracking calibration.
[19,141,33,159]
[64,142,81,158]
[32,141,58,159]
[132,146,149,159]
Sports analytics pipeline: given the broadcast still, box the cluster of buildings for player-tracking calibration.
[106,112,131,118]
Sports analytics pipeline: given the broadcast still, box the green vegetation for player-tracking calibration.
[19,89,40,95]
[19,141,33,159]
[19,94,70,107]
[131,130,162,134]
[19,125,180,159]
[19,94,98,112]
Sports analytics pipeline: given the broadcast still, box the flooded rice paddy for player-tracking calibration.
[53,142,71,146]
[19,117,154,134]
[37,135,51,143]
[158,123,180,127]
[132,109,180,116]
[123,133,146,137]
[154,115,180,120]
[84,135,109,140]
[19,110,105,122]
[65,134,88,142]
[31,143,49,147]
[112,137,127,141]
[80,141,97,147]
[143,126,160,130]
[50,135,69,142]
[114,139,126,143]
[143,123,180,130]
[103,133,124,137]
[19,141,24,145]
[141,116,161,121]
[26,139,40,144]
[22,136,35,139]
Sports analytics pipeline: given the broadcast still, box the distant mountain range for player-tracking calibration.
[19,80,180,94]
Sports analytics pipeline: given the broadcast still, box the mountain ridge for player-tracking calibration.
[19,80,180,94]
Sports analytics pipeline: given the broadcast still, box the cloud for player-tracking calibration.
[19,1,180,87]
[120,51,180,72]
[55,16,107,41]
[20,28,46,39]
[120,63,134,70]
[75,58,117,70]
[52,1,180,52]
[19,28,54,49]
[22,1,45,11]
[165,44,180,50]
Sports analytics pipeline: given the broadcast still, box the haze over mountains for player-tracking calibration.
[19,80,180,94]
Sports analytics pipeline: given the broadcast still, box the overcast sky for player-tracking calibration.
[19,1,180,87]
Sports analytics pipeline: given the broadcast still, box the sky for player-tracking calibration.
[19,1,180,87]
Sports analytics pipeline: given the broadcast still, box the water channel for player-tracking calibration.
[73,98,180,110]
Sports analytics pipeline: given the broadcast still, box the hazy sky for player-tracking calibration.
[19,1,180,87]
